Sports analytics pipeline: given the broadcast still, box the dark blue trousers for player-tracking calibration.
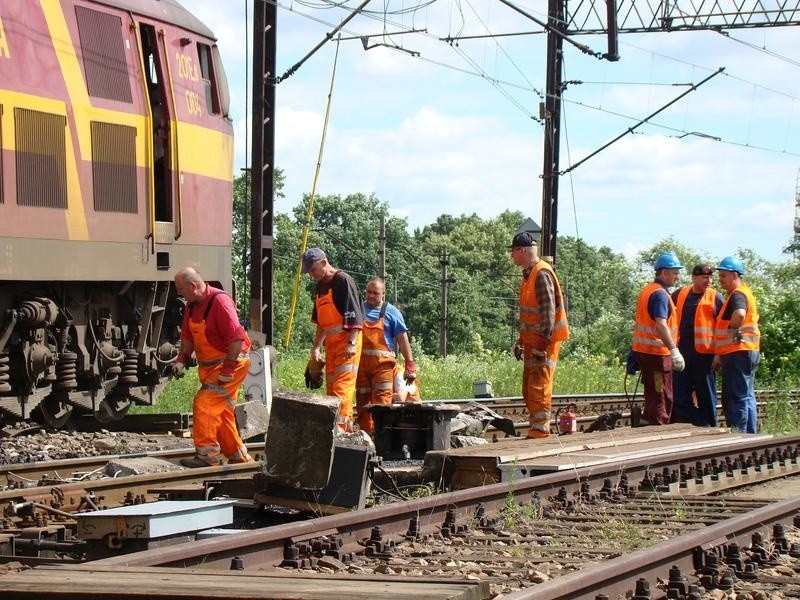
[721,350,759,433]
[672,348,717,427]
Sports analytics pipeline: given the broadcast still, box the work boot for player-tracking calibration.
[228,455,255,465]
[180,456,218,468]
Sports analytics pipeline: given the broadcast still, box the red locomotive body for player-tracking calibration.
[0,0,234,425]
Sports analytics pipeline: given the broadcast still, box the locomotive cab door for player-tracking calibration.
[138,23,176,244]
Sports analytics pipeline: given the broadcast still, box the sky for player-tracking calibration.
[180,0,800,263]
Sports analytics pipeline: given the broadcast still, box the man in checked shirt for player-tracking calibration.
[509,232,570,438]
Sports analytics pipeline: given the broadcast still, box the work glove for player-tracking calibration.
[304,358,325,389]
[669,348,685,373]
[170,361,185,379]
[403,360,417,384]
[625,349,640,375]
[169,353,187,379]
[217,359,238,383]
[513,341,524,361]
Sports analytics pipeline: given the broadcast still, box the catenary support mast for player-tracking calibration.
[250,0,277,343]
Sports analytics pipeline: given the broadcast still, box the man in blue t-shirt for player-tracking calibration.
[355,277,416,433]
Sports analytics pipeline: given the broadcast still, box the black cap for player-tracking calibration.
[692,264,714,276]
[508,231,537,248]
[301,247,327,274]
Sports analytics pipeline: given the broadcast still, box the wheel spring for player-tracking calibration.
[54,352,78,390]
[118,349,139,384]
[0,354,9,392]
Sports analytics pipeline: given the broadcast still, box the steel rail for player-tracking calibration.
[0,442,263,489]
[501,495,800,599]
[0,448,264,511]
[92,434,800,571]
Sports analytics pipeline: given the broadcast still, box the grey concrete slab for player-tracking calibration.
[263,390,338,490]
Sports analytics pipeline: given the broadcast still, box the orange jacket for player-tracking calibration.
[674,286,717,354]
[518,260,569,346]
[714,283,760,354]
[632,282,676,356]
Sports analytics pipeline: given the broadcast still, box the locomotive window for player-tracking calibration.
[15,108,67,209]
[197,43,220,115]
[91,122,137,213]
[213,46,231,118]
[75,6,133,103]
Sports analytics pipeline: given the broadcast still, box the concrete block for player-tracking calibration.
[235,400,270,442]
[263,390,338,490]
[105,457,185,477]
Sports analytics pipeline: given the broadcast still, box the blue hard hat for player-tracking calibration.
[654,252,683,271]
[716,256,744,276]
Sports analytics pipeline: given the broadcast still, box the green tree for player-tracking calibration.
[231,168,285,320]
[555,237,636,362]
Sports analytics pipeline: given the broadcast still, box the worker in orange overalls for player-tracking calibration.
[171,267,254,468]
[356,276,416,433]
[303,248,364,431]
[509,231,569,439]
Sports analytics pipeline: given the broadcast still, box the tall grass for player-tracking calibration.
[137,350,799,437]
[272,348,626,399]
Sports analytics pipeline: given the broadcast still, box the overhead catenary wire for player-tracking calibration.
[276,0,372,82]
[560,67,726,175]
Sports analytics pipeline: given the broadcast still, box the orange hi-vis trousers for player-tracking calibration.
[355,315,395,434]
[523,340,562,439]
[189,319,252,466]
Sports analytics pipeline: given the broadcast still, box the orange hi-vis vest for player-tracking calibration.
[361,302,395,362]
[519,260,569,346]
[316,283,349,344]
[674,286,717,354]
[714,283,760,355]
[315,277,361,430]
[632,282,676,356]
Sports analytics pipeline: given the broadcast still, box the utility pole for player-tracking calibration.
[249,0,276,343]
[378,216,386,279]
[438,247,456,357]
[793,168,800,259]
[539,0,565,263]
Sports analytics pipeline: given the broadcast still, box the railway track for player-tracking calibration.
[0,443,265,522]
[13,433,785,599]
[42,389,797,441]
[1,401,798,597]
[445,389,800,437]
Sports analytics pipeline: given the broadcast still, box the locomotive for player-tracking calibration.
[0,0,235,426]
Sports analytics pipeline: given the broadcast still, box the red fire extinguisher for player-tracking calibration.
[558,403,578,435]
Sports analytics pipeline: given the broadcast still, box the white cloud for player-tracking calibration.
[178,0,799,262]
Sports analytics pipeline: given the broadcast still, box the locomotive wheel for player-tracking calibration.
[94,393,131,423]
[36,394,74,429]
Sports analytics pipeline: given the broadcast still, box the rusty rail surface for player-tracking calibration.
[91,435,800,585]
[0,442,264,490]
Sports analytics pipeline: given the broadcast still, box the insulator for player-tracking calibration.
[54,352,78,390]
[0,354,10,392]
[119,348,139,384]
[17,298,59,329]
